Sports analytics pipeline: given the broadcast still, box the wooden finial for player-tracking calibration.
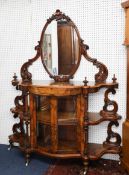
[112,74,117,83]
[83,77,88,86]
[12,73,19,86]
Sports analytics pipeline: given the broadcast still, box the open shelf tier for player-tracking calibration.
[35,144,121,159]
[35,143,121,159]
[9,133,121,160]
[87,143,121,160]
[87,112,121,125]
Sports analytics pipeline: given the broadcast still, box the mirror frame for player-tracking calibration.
[20,10,108,84]
[40,9,81,82]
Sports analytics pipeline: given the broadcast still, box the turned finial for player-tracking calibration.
[83,77,88,86]
[12,73,19,86]
[112,74,117,83]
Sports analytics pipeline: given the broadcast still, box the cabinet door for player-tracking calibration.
[34,95,58,152]
[30,94,82,155]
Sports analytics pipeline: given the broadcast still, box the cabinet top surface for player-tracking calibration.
[18,80,118,89]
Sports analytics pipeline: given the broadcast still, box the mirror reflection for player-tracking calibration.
[42,20,79,76]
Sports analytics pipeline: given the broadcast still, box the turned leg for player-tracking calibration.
[25,153,30,166]
[119,149,123,165]
[8,139,13,151]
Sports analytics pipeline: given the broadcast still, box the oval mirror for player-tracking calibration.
[40,10,81,82]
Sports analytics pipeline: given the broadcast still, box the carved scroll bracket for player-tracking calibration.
[20,41,41,83]
[103,121,121,147]
[81,40,108,83]
[101,88,121,147]
[9,87,29,146]
[100,88,118,116]
[10,95,24,118]
[12,120,25,136]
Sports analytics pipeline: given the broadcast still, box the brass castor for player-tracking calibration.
[80,161,88,175]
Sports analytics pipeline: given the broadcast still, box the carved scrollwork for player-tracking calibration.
[10,87,29,146]
[100,88,118,116]
[104,121,121,146]
[20,42,41,83]
[14,95,24,109]
[12,120,25,135]
[10,89,28,118]
[47,9,71,24]
[10,94,24,118]
[81,40,108,83]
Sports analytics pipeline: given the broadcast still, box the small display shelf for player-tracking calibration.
[87,143,121,160]
[87,112,121,125]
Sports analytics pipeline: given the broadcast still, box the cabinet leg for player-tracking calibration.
[119,150,123,165]
[25,153,30,166]
[80,160,89,175]
[8,140,13,151]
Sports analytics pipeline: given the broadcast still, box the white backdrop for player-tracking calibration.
[0,0,126,160]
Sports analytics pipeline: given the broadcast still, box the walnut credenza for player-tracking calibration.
[9,79,121,173]
[8,10,122,174]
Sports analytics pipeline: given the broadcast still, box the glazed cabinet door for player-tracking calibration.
[30,95,57,152]
[29,94,83,156]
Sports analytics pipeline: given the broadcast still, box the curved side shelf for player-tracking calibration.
[87,143,121,160]
[87,112,121,125]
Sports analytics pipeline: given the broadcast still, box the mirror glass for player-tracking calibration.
[41,20,80,77]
